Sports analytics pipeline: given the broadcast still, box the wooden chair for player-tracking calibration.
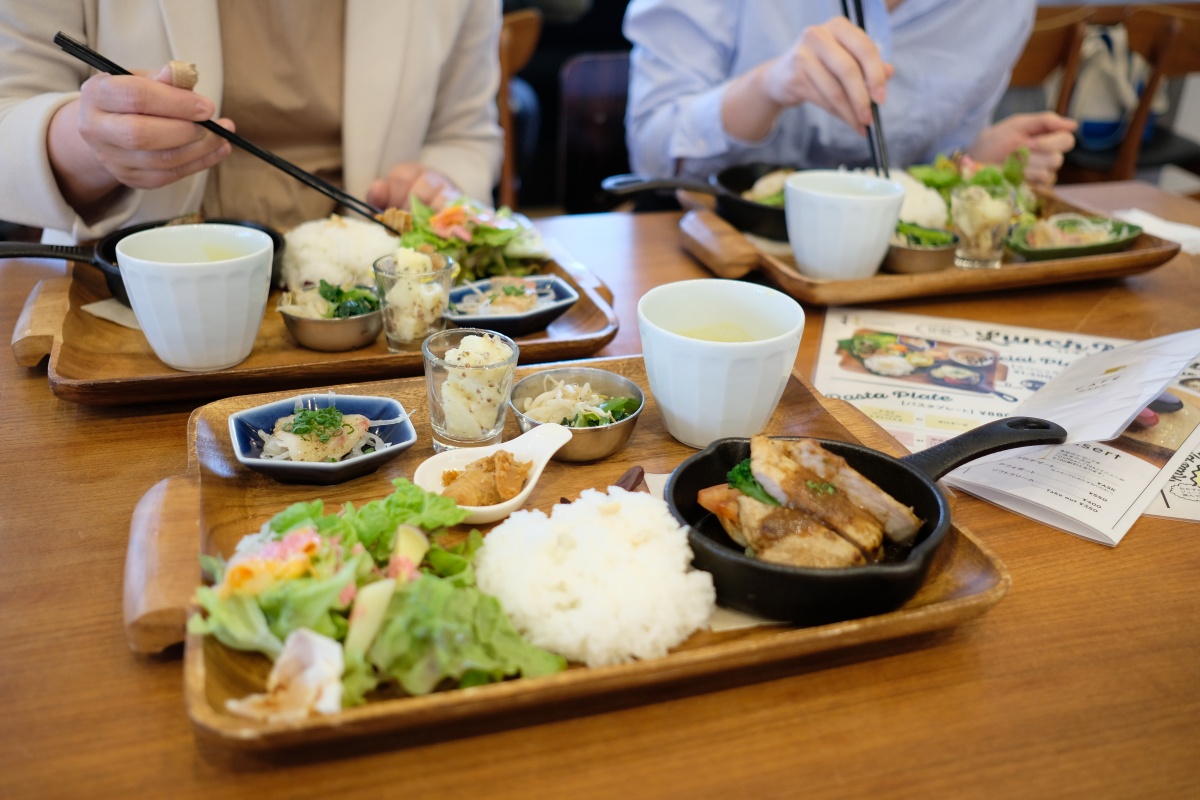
[1061,5,1200,183]
[498,8,543,209]
[1010,6,1092,115]
[557,51,630,214]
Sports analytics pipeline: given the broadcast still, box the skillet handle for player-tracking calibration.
[901,416,1068,481]
[0,241,96,263]
[601,173,716,197]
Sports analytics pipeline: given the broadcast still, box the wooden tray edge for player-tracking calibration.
[10,275,69,367]
[43,258,620,406]
[676,188,1182,306]
[185,547,1008,749]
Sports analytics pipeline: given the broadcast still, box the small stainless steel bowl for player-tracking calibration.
[279,308,383,352]
[882,237,958,275]
[509,366,645,462]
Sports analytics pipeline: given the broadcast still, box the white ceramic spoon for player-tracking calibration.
[411,423,573,524]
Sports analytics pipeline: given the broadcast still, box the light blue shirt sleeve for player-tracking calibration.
[624,0,744,176]
[624,0,1037,178]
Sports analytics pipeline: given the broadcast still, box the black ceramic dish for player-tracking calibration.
[601,162,793,240]
[0,218,285,306]
[664,417,1068,626]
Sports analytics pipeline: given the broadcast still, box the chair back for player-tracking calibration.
[557,51,630,214]
[1106,5,1200,179]
[498,8,543,209]
[1010,6,1092,115]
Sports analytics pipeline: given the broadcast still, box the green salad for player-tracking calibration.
[188,479,565,707]
[907,148,1039,225]
[400,197,550,284]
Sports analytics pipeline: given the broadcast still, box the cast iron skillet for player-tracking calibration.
[602,162,792,241]
[0,218,285,306]
[664,417,1068,626]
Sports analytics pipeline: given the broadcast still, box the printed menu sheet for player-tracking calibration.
[813,308,1200,545]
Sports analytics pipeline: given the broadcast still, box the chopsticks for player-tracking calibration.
[837,1,890,179]
[53,32,403,236]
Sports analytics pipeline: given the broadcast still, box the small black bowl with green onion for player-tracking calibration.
[278,280,383,352]
[883,221,959,275]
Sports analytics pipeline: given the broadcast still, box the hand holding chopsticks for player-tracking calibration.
[837,0,890,178]
[52,32,403,236]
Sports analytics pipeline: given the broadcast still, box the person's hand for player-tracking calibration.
[366,163,463,211]
[758,17,894,136]
[967,112,1078,187]
[75,63,234,190]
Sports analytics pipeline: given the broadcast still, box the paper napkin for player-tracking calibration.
[1114,208,1200,255]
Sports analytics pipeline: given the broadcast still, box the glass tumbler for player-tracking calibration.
[422,328,520,452]
[950,184,1016,270]
[372,253,456,351]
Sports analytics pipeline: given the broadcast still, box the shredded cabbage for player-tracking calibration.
[520,379,638,427]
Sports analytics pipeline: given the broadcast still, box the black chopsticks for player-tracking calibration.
[837,1,890,179]
[53,32,402,235]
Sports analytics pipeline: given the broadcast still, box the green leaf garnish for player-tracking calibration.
[806,480,837,496]
[285,406,350,443]
[728,459,779,506]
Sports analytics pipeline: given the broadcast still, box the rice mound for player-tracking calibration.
[846,167,948,230]
[474,487,716,667]
[281,215,399,292]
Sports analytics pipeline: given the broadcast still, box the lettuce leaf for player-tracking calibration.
[269,499,325,535]
[189,588,284,659]
[257,559,360,641]
[369,574,565,696]
[424,530,484,587]
[341,649,380,707]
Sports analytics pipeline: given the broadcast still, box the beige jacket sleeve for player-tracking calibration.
[0,0,502,242]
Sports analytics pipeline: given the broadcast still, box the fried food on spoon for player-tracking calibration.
[441,450,531,506]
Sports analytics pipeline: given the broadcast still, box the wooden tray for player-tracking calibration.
[122,355,1010,749]
[10,247,618,406]
[677,190,1182,305]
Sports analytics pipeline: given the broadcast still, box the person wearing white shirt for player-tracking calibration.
[624,0,1076,186]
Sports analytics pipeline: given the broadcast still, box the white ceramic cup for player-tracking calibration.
[637,279,805,448]
[784,170,905,281]
[116,223,272,371]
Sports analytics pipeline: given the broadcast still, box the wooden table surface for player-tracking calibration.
[2,181,1198,799]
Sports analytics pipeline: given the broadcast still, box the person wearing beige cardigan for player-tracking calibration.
[0,0,504,242]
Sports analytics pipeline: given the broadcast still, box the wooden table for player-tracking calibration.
[2,181,1198,798]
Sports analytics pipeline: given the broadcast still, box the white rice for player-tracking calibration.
[846,167,948,229]
[474,487,716,667]
[281,215,399,292]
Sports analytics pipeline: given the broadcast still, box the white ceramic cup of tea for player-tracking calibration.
[116,223,273,371]
[784,170,904,280]
[637,279,805,448]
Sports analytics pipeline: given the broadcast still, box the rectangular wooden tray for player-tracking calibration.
[677,190,1182,306]
[121,355,1011,749]
[10,250,618,406]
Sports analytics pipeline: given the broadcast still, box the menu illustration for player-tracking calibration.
[837,329,1009,398]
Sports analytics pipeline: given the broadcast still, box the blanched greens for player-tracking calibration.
[316,279,380,318]
[562,396,640,428]
[895,221,956,247]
